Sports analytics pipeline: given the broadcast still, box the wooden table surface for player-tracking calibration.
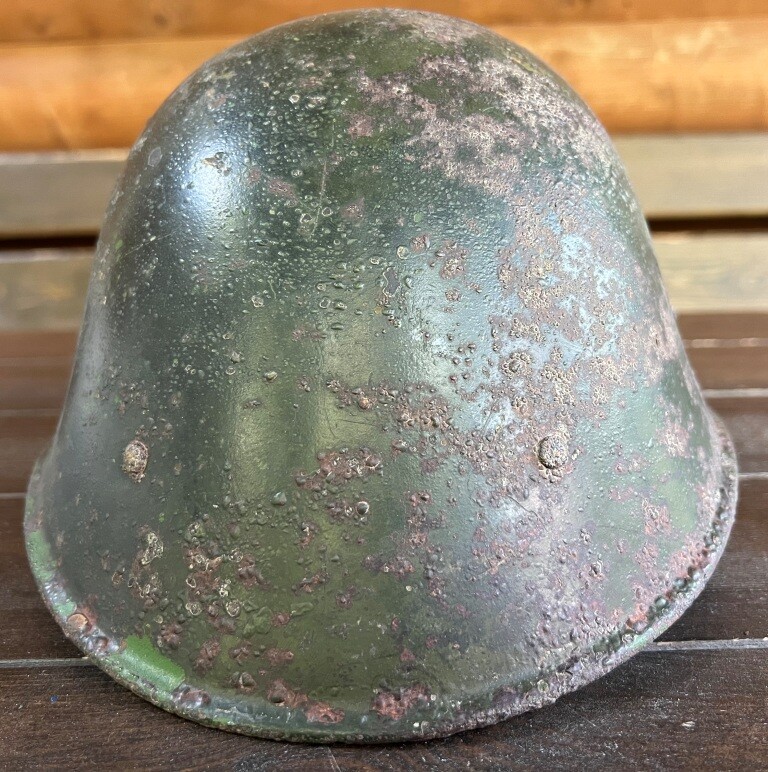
[0,313,766,770]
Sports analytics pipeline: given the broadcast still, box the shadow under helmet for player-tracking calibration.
[25,9,737,743]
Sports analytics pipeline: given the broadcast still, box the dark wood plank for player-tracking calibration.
[0,330,77,360]
[0,360,71,411]
[709,397,768,474]
[0,499,80,659]
[1,650,767,770]
[0,414,57,494]
[688,346,768,391]
[678,312,768,341]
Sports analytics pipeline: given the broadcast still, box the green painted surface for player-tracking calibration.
[25,9,736,742]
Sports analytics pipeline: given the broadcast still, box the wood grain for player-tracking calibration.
[504,18,768,134]
[709,396,768,474]
[655,234,768,313]
[0,414,58,493]
[615,134,768,219]
[1,19,768,150]
[2,649,768,769]
[3,136,768,236]
[4,235,768,334]
[0,152,124,237]
[678,312,768,341]
[2,1,768,43]
[0,499,81,659]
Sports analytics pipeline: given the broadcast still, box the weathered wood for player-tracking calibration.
[655,234,768,313]
[688,347,768,391]
[0,153,123,236]
[2,650,768,769]
[615,134,768,219]
[0,329,78,359]
[709,396,768,474]
[0,249,91,327]
[0,360,72,411]
[678,312,768,342]
[2,136,768,236]
[2,20,768,150]
[0,499,81,659]
[2,1,768,43]
[3,235,768,332]
[0,414,58,494]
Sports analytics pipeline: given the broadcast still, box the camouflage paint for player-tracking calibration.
[25,9,737,743]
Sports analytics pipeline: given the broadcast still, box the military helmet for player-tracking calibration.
[26,9,737,743]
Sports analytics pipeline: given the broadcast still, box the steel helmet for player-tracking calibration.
[26,9,737,743]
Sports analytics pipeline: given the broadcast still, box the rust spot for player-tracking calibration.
[194,639,221,674]
[271,611,291,627]
[304,701,345,724]
[233,671,257,692]
[263,648,295,667]
[122,439,148,482]
[229,641,252,665]
[66,611,92,634]
[371,684,431,720]
[336,587,358,609]
[157,622,183,650]
[537,434,569,470]
[172,685,211,709]
[267,679,345,724]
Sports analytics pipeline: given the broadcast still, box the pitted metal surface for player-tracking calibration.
[25,9,737,742]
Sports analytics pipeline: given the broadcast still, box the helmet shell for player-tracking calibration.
[25,9,737,743]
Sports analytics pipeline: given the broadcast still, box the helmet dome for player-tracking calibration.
[26,9,736,743]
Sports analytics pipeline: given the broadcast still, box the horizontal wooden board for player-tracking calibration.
[655,233,768,313]
[4,1,768,43]
[2,234,768,333]
[0,152,124,237]
[1,324,767,414]
[0,498,81,659]
[0,249,91,325]
[615,134,768,219]
[2,19,768,150]
[678,312,768,341]
[2,136,768,237]
[2,649,768,769]
[0,413,58,494]
[709,396,768,474]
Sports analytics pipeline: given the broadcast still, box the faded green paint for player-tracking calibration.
[25,9,736,743]
[107,635,186,694]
